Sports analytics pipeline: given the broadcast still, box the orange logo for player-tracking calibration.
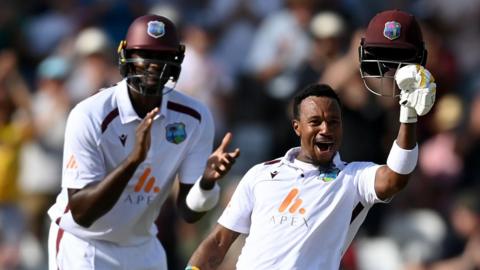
[134,168,160,193]
[279,188,305,215]
[66,155,78,169]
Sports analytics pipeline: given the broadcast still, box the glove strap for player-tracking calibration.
[399,106,417,123]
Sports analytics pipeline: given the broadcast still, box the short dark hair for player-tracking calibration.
[292,83,341,119]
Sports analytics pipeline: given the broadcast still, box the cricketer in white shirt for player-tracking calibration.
[188,79,428,269]
[49,14,241,270]
[48,79,217,269]
[218,148,382,269]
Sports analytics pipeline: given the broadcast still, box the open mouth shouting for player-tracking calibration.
[315,140,335,153]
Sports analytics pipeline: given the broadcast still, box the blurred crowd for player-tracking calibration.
[0,0,479,269]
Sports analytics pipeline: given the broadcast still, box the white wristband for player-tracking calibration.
[186,178,220,212]
[386,140,418,174]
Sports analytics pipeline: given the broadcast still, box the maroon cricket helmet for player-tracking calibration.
[362,9,424,51]
[358,9,427,96]
[124,14,181,52]
[117,14,185,95]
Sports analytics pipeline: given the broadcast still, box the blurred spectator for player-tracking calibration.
[456,92,480,188]
[409,189,480,270]
[0,49,33,270]
[414,0,480,78]
[244,0,314,100]
[22,0,77,60]
[297,10,347,89]
[238,0,316,158]
[176,24,234,140]
[356,236,404,270]
[337,0,395,27]
[356,209,448,270]
[384,209,447,265]
[0,1,24,50]
[73,0,147,43]
[421,24,458,98]
[413,24,459,141]
[148,3,182,26]
[19,55,72,269]
[205,0,283,78]
[66,27,120,104]
[412,94,464,210]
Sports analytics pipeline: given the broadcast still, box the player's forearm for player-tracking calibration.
[388,122,418,189]
[188,225,239,270]
[396,122,417,149]
[188,245,225,269]
[188,239,229,269]
[176,179,222,223]
[375,123,418,199]
[68,156,142,227]
[176,183,207,223]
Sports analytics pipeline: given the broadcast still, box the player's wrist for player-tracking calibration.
[199,178,215,190]
[186,177,220,212]
[125,154,144,167]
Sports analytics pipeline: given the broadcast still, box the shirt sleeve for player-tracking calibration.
[217,165,259,234]
[177,106,214,184]
[62,106,106,189]
[351,162,385,206]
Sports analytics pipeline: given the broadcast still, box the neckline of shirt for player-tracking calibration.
[281,147,344,172]
[116,79,170,124]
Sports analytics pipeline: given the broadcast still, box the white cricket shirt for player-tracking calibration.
[48,79,214,245]
[218,147,386,270]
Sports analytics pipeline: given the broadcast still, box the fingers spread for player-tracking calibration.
[206,133,240,181]
[229,148,240,159]
[211,155,234,175]
[219,149,240,165]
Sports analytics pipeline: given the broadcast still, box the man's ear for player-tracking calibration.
[292,120,301,136]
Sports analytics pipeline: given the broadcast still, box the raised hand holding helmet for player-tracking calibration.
[395,64,436,123]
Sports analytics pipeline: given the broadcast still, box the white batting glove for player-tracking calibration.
[395,64,436,123]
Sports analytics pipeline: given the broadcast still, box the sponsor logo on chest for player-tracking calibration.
[124,167,161,205]
[269,188,309,228]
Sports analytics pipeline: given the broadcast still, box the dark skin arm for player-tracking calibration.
[176,133,240,223]
[188,224,240,269]
[374,122,416,200]
[68,107,158,227]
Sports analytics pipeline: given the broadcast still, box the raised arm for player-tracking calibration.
[177,132,240,223]
[374,65,436,200]
[374,122,416,200]
[187,225,240,270]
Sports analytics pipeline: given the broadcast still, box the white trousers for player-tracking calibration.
[48,222,168,270]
